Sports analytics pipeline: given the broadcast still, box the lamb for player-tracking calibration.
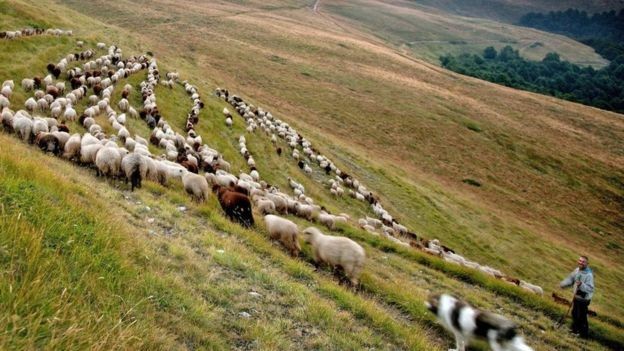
[182,171,210,202]
[264,214,300,256]
[121,153,148,191]
[213,184,254,227]
[303,227,366,286]
[95,143,122,177]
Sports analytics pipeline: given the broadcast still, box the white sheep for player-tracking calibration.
[294,202,316,221]
[250,169,260,182]
[12,113,33,142]
[255,197,276,215]
[119,153,147,191]
[2,80,14,89]
[0,95,9,110]
[21,78,34,92]
[519,280,544,295]
[264,214,301,256]
[24,97,37,111]
[95,144,122,177]
[80,143,103,165]
[317,212,336,230]
[182,171,210,202]
[205,172,237,188]
[64,105,77,121]
[366,216,383,229]
[266,193,288,214]
[303,227,366,286]
[118,98,129,112]
[63,133,81,160]
[1,85,12,98]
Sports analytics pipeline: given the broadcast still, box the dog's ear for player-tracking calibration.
[425,293,440,315]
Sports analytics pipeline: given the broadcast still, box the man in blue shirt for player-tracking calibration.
[560,255,594,338]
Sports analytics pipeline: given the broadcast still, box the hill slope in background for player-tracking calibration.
[321,0,611,67]
[406,0,624,22]
[1,0,623,349]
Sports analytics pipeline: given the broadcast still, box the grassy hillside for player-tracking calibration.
[321,0,609,67]
[1,0,623,349]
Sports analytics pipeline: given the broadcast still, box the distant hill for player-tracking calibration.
[406,0,624,22]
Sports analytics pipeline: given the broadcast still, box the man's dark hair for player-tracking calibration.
[581,255,589,262]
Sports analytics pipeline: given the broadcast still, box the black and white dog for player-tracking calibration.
[426,293,533,351]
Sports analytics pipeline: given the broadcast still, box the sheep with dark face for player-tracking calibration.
[121,153,148,191]
[213,184,254,227]
[35,132,61,155]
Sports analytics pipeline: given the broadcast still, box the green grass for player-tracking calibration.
[0,137,211,350]
[0,0,622,349]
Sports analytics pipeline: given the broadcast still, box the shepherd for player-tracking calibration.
[559,255,594,338]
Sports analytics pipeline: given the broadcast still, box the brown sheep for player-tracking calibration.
[46,85,59,99]
[213,184,254,228]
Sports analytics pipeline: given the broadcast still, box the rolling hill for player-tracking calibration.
[0,0,623,349]
[405,0,624,23]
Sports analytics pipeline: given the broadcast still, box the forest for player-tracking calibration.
[440,9,624,113]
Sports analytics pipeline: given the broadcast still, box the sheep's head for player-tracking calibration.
[425,293,440,316]
[173,168,185,179]
[302,227,317,243]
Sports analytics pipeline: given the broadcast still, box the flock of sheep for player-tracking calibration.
[214,87,545,295]
[0,27,72,40]
[0,29,545,295]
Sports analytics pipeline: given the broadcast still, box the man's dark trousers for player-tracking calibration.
[572,298,590,338]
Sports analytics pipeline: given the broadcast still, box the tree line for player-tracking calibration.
[518,9,624,60]
[438,9,624,114]
[440,46,624,113]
